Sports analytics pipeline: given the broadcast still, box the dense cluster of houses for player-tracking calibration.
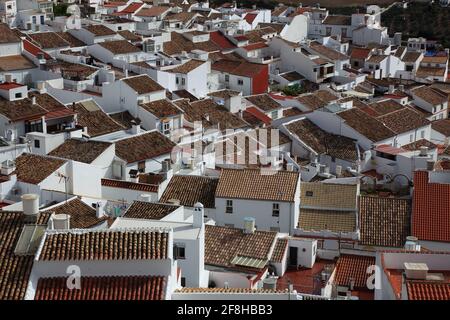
[0,0,449,301]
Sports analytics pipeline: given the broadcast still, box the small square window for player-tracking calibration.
[181,277,186,287]
[174,244,186,259]
[237,79,244,86]
[34,139,40,148]
[138,161,145,173]
[15,92,22,99]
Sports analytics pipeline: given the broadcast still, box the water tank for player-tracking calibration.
[243,217,255,234]
[22,194,39,217]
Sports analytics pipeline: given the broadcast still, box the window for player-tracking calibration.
[176,77,179,85]
[305,191,314,197]
[409,134,414,142]
[406,65,413,72]
[354,61,359,67]
[181,78,186,86]
[341,28,347,37]
[34,139,40,149]
[25,120,43,133]
[271,110,278,120]
[225,200,233,213]
[181,277,186,287]
[15,92,22,99]
[225,74,229,82]
[163,121,170,135]
[325,27,331,36]
[117,26,122,31]
[40,15,44,25]
[237,79,244,86]
[138,161,145,173]
[420,130,425,139]
[174,244,186,259]
[272,203,280,217]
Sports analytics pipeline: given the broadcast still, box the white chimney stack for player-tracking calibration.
[193,202,204,228]
[140,194,152,202]
[51,213,71,230]
[243,217,255,234]
[131,120,140,135]
[22,194,39,217]
[31,96,36,105]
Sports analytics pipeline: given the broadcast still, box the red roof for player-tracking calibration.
[234,35,248,42]
[406,279,450,300]
[210,31,236,50]
[23,40,52,59]
[412,170,450,242]
[334,254,376,289]
[0,82,25,90]
[375,144,406,155]
[244,107,272,125]
[243,42,268,51]
[45,108,77,120]
[244,13,258,24]
[112,2,143,15]
[35,276,166,300]
[351,47,371,60]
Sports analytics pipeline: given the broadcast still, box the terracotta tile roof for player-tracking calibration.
[334,254,376,289]
[176,287,288,293]
[338,108,395,142]
[55,32,86,47]
[402,51,422,63]
[368,99,404,116]
[49,139,111,164]
[243,107,272,126]
[29,92,76,120]
[359,196,411,248]
[167,59,205,74]
[300,182,358,210]
[117,30,141,42]
[367,55,388,64]
[431,119,450,137]
[377,107,430,134]
[123,201,179,220]
[140,99,182,118]
[101,178,158,193]
[122,75,164,94]
[0,212,34,300]
[73,100,125,137]
[258,22,285,34]
[406,280,450,300]
[402,139,437,151]
[297,90,338,110]
[163,31,220,56]
[280,71,304,82]
[416,66,446,78]
[209,31,236,50]
[242,42,268,51]
[35,275,166,300]
[0,53,36,72]
[38,229,169,261]
[350,47,371,60]
[160,175,219,208]
[42,198,108,229]
[412,170,450,242]
[28,32,70,49]
[215,168,299,202]
[245,94,281,112]
[298,209,356,233]
[411,86,448,106]
[115,131,176,164]
[175,98,248,130]
[270,238,288,263]
[84,24,116,36]
[98,39,141,54]
[0,96,47,121]
[205,225,277,269]
[310,41,349,61]
[422,55,448,64]
[0,23,21,43]
[135,6,170,17]
[212,59,268,78]
[15,153,66,184]
[285,118,359,162]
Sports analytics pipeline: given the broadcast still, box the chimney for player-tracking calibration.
[140,194,152,202]
[22,194,39,223]
[51,213,70,230]
[419,146,428,156]
[193,202,204,228]
[404,236,421,252]
[243,217,255,234]
[4,74,12,83]
[131,119,140,135]
[95,202,104,218]
[286,163,294,171]
[31,96,36,105]
[388,84,395,94]
[124,69,129,78]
